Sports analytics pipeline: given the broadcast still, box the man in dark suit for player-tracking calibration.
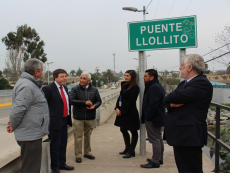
[42,69,74,173]
[164,54,213,173]
[140,69,165,169]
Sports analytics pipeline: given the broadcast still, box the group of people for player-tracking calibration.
[6,53,213,173]
[114,54,213,173]
[7,58,101,173]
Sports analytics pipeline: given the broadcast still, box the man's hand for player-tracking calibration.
[6,121,14,133]
[170,103,184,108]
[116,108,121,116]
[87,105,96,110]
[85,100,93,106]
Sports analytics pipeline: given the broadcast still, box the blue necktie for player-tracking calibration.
[184,80,187,86]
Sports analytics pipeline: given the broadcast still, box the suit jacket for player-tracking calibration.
[164,74,213,147]
[141,78,165,128]
[42,82,72,130]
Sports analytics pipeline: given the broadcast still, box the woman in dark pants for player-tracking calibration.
[114,70,140,158]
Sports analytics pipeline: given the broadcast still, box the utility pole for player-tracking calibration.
[113,53,116,74]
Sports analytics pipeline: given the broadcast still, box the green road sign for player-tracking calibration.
[128,15,197,52]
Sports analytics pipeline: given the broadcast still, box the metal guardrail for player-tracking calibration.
[208,102,230,173]
[101,91,120,107]
[0,90,13,99]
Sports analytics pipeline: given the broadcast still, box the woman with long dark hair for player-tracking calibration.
[114,70,140,158]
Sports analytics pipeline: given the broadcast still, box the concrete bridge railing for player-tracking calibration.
[0,89,120,173]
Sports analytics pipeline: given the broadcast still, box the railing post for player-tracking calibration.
[215,106,220,173]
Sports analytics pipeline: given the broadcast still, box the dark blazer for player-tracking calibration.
[141,78,165,128]
[42,82,72,130]
[164,74,213,147]
[114,82,140,131]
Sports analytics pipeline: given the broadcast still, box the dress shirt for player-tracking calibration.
[54,81,70,115]
[186,75,198,83]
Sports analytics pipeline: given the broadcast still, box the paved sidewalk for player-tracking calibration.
[63,113,214,173]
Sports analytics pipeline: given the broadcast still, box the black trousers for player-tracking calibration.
[173,146,203,173]
[17,138,42,173]
[120,128,138,152]
[49,117,68,170]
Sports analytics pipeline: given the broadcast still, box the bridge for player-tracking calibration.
[0,89,214,173]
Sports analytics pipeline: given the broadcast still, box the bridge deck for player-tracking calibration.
[64,112,214,173]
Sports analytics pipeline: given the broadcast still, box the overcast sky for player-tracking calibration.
[0,0,229,74]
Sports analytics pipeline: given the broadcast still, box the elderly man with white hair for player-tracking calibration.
[164,54,213,173]
[70,73,101,163]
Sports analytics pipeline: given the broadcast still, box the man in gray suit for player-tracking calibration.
[7,58,49,173]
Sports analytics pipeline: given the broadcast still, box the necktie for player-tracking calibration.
[184,80,187,86]
[84,86,87,91]
[60,86,68,117]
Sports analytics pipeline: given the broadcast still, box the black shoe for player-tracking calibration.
[52,169,60,173]
[76,157,82,163]
[84,154,95,160]
[119,149,129,155]
[140,161,160,168]
[147,159,163,165]
[123,151,135,158]
[60,165,74,170]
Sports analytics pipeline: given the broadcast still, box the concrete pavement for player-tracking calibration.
[62,112,214,173]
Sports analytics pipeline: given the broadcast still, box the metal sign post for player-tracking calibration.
[139,6,147,156]
[139,51,146,155]
[179,48,186,81]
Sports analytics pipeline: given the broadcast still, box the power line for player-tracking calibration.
[167,0,175,17]
[182,0,192,16]
[145,0,153,10]
[202,43,230,57]
[154,0,160,19]
[205,51,230,63]
[163,43,230,70]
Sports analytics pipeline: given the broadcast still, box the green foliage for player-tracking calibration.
[70,70,75,76]
[0,70,11,90]
[90,73,107,87]
[76,68,83,76]
[210,121,230,172]
[45,71,53,78]
[102,69,119,83]
[2,24,47,62]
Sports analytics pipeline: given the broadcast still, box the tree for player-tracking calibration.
[5,49,24,82]
[2,24,47,62]
[0,70,11,90]
[70,70,75,76]
[210,25,230,70]
[76,67,83,76]
[2,68,9,77]
[118,70,124,77]
[45,71,53,78]
[102,69,114,83]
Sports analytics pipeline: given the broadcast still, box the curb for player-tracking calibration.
[0,102,12,107]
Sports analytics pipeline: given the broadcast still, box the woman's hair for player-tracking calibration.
[123,70,137,91]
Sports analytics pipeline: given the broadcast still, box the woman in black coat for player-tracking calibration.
[114,70,140,158]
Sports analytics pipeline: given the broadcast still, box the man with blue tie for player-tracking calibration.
[164,54,213,173]
[42,69,74,173]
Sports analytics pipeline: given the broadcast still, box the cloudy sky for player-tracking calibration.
[0,0,229,74]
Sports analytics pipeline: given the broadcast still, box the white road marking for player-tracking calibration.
[0,117,9,121]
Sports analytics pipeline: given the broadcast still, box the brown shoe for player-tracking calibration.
[75,157,82,163]
[84,154,95,160]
